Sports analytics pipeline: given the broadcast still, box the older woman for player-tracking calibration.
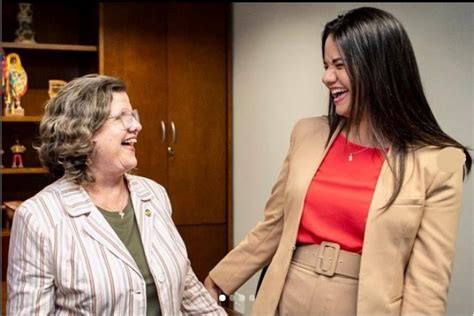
[7,74,225,315]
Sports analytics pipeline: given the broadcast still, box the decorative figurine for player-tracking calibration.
[48,79,67,99]
[15,3,36,43]
[11,137,27,168]
[1,49,6,108]
[3,53,28,116]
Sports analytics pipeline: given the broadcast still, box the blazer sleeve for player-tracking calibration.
[401,148,465,315]
[155,181,226,315]
[181,265,227,315]
[209,123,297,295]
[7,205,55,315]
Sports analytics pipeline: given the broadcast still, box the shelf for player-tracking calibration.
[1,168,48,174]
[1,42,98,52]
[1,116,42,122]
[2,229,10,237]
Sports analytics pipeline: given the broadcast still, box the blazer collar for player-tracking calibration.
[299,120,343,178]
[59,173,152,217]
[58,174,153,277]
[283,119,344,246]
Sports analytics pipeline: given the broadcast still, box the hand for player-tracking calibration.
[204,275,223,302]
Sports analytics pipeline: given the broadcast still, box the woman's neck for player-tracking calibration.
[343,118,391,150]
[83,174,129,212]
[343,118,374,147]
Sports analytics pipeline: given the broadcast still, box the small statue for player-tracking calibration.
[11,137,27,168]
[48,79,67,99]
[15,3,36,43]
[3,53,28,116]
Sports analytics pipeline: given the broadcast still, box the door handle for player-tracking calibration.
[161,120,166,144]
[170,121,176,145]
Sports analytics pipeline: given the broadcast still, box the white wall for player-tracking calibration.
[232,3,473,315]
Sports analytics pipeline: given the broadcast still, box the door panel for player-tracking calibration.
[100,3,168,186]
[177,224,228,281]
[167,3,228,225]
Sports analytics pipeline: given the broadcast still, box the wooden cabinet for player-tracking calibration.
[2,3,100,313]
[1,2,99,184]
[1,2,100,283]
[2,2,231,296]
[100,2,232,281]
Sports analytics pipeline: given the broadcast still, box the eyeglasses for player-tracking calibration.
[107,109,140,129]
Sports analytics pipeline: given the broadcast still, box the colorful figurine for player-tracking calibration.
[3,53,28,116]
[11,137,26,168]
[1,49,5,107]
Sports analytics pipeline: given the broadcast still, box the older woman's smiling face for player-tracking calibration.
[90,92,142,177]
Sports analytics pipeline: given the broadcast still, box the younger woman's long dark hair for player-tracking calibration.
[322,7,471,209]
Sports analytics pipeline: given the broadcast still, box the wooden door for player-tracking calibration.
[100,3,169,186]
[167,3,228,226]
[100,3,231,281]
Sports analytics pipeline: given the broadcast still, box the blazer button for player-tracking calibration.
[157,273,165,283]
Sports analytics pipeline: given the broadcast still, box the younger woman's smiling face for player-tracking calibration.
[322,35,352,117]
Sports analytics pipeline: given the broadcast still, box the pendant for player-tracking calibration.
[119,211,125,219]
[348,153,353,162]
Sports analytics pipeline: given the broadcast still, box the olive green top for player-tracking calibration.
[97,198,161,316]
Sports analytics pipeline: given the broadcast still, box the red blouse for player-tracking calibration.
[296,132,385,253]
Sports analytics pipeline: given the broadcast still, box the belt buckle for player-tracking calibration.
[314,241,340,277]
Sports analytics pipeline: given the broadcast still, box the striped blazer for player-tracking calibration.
[7,174,225,315]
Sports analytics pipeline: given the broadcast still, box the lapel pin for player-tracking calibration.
[145,209,152,217]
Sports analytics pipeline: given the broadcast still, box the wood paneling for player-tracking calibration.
[177,224,228,281]
[101,3,230,225]
[2,3,98,45]
[100,3,169,186]
[167,3,228,225]
[100,2,231,285]
[2,3,99,286]
[2,6,231,309]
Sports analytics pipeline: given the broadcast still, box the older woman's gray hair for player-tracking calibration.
[38,74,126,184]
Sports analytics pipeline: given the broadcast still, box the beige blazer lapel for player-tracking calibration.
[284,121,344,243]
[60,178,142,277]
[356,150,397,311]
[255,120,345,313]
[365,155,395,222]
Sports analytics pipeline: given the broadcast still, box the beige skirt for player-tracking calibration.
[278,243,360,316]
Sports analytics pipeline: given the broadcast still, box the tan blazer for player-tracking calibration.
[209,116,464,315]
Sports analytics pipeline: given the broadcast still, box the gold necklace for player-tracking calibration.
[343,132,370,162]
[118,194,127,219]
[89,186,128,219]
[348,146,370,162]
[116,188,127,219]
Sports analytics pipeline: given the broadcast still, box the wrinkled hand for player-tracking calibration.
[204,275,223,302]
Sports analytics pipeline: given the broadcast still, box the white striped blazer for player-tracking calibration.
[7,174,225,315]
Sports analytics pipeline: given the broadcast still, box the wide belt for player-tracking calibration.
[292,242,361,279]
